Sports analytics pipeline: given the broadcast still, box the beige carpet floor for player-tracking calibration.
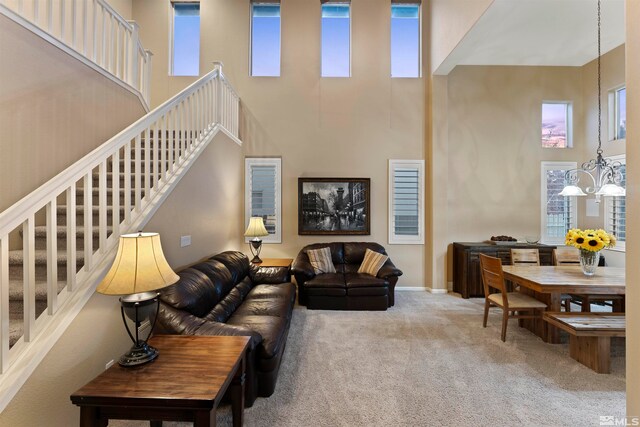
[112,292,625,427]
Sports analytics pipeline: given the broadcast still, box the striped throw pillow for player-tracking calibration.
[358,249,388,277]
[307,247,336,274]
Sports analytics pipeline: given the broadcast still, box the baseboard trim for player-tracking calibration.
[396,287,448,294]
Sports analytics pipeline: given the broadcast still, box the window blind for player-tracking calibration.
[250,165,277,234]
[393,167,420,236]
[607,164,626,241]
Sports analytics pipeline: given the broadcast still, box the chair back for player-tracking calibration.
[553,246,580,265]
[510,248,540,266]
[479,254,508,305]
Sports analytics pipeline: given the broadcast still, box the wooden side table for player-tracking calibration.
[255,258,293,281]
[71,335,250,427]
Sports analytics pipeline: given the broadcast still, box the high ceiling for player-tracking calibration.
[435,0,625,75]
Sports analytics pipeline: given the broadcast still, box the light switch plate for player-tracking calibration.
[180,235,191,247]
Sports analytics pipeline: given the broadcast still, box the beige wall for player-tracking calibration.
[625,0,640,416]
[429,0,494,74]
[134,0,427,287]
[0,133,243,426]
[579,45,626,230]
[436,65,584,284]
[108,0,133,20]
[0,14,146,212]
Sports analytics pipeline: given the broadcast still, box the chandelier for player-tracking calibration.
[559,0,625,200]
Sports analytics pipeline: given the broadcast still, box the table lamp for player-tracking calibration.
[96,232,179,367]
[244,217,269,263]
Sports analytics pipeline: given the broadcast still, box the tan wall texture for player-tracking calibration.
[134,0,427,287]
[0,14,146,212]
[625,0,640,415]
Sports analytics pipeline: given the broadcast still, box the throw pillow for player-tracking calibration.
[307,247,336,275]
[358,248,388,276]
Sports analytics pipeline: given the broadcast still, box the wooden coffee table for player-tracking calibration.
[71,335,250,427]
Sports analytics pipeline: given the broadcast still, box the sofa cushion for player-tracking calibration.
[203,277,254,323]
[307,247,336,274]
[191,259,234,304]
[304,273,346,288]
[159,268,218,318]
[307,287,347,296]
[248,283,296,303]
[345,273,388,288]
[357,249,389,276]
[211,251,251,285]
[227,314,288,360]
[343,242,387,265]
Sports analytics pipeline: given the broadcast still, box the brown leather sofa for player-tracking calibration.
[155,251,295,406]
[292,242,402,310]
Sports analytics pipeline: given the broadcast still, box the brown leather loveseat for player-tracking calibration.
[292,242,402,310]
[155,251,295,406]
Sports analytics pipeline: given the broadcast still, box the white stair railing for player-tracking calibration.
[0,0,152,108]
[0,63,240,412]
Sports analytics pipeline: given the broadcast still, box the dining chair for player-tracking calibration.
[553,247,624,313]
[480,254,547,342]
[511,248,572,312]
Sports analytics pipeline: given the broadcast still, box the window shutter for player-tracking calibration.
[540,162,577,244]
[389,160,424,244]
[606,162,626,243]
[245,158,282,243]
[393,168,419,236]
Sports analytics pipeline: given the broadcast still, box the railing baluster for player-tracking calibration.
[46,199,57,315]
[82,0,88,56]
[112,150,120,237]
[144,127,150,201]
[46,0,52,32]
[18,0,24,15]
[108,15,114,73]
[152,121,158,188]
[23,217,35,342]
[0,237,9,373]
[101,7,106,67]
[167,109,173,174]
[60,0,65,41]
[33,0,38,25]
[115,22,120,78]
[134,134,141,209]
[83,172,93,271]
[91,0,96,61]
[124,140,132,221]
[98,160,107,252]
[71,0,77,49]
[66,185,76,292]
[160,116,166,183]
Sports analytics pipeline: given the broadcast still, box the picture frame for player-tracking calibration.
[298,177,370,235]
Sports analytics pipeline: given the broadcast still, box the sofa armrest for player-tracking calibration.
[249,263,291,284]
[292,252,315,283]
[194,320,263,351]
[377,258,403,279]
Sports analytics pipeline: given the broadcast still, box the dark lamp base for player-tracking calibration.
[251,255,263,264]
[119,341,159,367]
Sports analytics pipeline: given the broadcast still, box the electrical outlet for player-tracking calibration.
[105,359,114,370]
[180,235,191,247]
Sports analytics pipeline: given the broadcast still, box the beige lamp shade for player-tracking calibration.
[244,217,269,238]
[96,232,179,296]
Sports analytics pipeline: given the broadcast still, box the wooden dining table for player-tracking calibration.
[502,266,625,343]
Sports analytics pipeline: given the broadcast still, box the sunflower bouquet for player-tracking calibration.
[565,228,616,252]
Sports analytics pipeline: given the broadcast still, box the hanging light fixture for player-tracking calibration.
[560,0,625,201]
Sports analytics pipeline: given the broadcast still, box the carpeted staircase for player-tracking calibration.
[6,138,177,346]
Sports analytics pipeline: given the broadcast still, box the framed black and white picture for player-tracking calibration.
[298,178,370,235]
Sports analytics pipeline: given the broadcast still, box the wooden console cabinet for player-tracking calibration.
[452,242,556,298]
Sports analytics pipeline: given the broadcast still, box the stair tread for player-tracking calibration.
[57,205,125,214]
[31,225,113,237]
[8,278,66,300]
[8,249,85,266]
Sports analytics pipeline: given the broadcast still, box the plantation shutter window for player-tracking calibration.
[540,162,577,244]
[245,158,282,243]
[605,156,626,250]
[389,160,424,244]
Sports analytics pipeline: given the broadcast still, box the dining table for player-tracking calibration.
[501,265,625,343]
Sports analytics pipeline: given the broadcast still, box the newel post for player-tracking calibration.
[144,50,154,105]
[128,21,140,88]
[213,61,224,124]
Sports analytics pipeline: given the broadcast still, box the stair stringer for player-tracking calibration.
[0,125,241,412]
